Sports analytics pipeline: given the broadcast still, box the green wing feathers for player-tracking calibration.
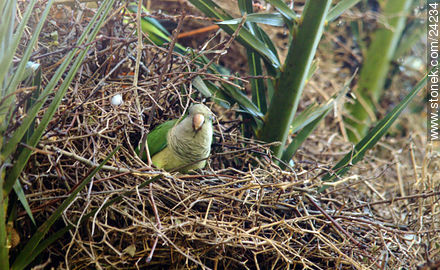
[147,119,178,157]
[136,111,189,162]
[135,119,177,162]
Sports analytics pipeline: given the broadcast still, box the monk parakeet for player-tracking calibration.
[140,104,214,172]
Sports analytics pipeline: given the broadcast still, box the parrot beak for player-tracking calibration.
[192,113,205,132]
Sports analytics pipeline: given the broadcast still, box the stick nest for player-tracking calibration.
[15,2,439,269]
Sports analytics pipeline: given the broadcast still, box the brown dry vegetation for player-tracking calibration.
[13,0,439,269]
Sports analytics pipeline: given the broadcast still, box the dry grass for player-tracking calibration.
[14,1,440,269]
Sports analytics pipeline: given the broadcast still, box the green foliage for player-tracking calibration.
[319,68,432,192]
[326,0,361,22]
[191,0,281,67]
[258,0,333,157]
[281,72,356,166]
[11,147,119,270]
[0,0,428,267]
[187,0,335,161]
[344,0,413,142]
[218,13,285,26]
[131,0,425,190]
[127,1,324,158]
[187,0,425,174]
[126,4,186,54]
[0,0,116,268]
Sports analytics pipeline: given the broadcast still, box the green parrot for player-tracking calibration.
[140,104,214,172]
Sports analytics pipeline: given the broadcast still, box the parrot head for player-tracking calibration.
[188,104,214,133]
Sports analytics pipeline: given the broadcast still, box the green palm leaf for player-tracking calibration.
[319,67,433,192]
